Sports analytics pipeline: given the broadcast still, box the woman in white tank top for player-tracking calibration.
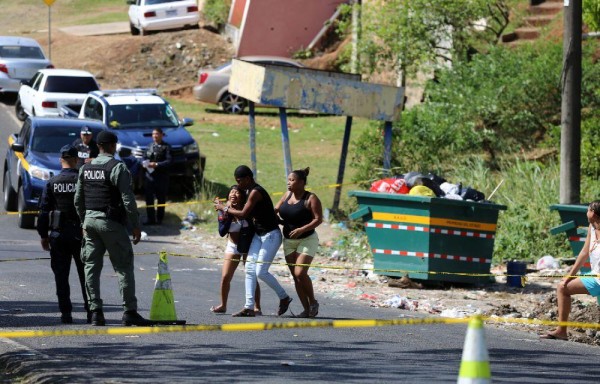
[541,200,600,340]
[210,185,261,314]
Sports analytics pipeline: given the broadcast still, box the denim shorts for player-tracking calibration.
[581,273,600,299]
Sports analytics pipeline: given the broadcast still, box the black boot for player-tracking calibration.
[61,313,73,324]
[122,310,154,326]
[90,310,106,326]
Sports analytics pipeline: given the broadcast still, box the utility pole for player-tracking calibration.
[559,0,582,204]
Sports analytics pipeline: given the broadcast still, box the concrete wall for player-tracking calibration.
[231,0,346,57]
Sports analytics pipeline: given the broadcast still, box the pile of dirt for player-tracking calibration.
[49,28,235,92]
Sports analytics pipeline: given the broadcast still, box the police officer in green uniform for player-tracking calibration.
[74,131,153,327]
[37,145,90,324]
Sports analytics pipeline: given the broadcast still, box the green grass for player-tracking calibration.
[168,98,373,213]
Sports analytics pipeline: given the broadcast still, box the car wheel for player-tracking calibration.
[17,184,35,229]
[220,93,247,114]
[3,168,17,211]
[130,22,140,36]
[15,98,27,121]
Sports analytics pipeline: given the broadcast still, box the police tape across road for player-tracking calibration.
[1,316,600,339]
[0,179,364,216]
[0,249,596,282]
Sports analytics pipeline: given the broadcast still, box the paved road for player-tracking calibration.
[1,99,600,383]
[59,22,129,36]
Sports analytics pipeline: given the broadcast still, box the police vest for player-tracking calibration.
[82,159,123,213]
[49,171,79,222]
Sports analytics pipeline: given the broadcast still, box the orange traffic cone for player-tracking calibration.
[457,316,491,383]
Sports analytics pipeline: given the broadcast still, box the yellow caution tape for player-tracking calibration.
[2,316,600,339]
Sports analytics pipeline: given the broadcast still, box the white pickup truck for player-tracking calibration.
[15,68,99,121]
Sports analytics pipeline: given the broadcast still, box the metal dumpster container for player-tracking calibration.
[549,204,590,273]
[349,191,507,284]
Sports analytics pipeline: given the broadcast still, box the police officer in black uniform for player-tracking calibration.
[72,126,99,169]
[142,127,172,225]
[37,145,90,324]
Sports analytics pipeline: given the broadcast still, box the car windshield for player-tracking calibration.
[31,126,103,153]
[0,45,45,59]
[145,0,184,5]
[43,76,99,93]
[107,103,179,129]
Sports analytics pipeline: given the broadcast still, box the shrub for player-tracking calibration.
[203,0,231,27]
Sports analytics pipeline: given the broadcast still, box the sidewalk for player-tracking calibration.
[59,22,129,36]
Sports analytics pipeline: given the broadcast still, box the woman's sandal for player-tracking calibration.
[210,305,226,314]
[254,310,263,316]
[292,310,309,318]
[277,296,293,316]
[308,301,319,318]
[232,308,255,317]
[539,333,568,341]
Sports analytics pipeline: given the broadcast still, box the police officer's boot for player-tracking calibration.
[60,313,73,324]
[122,310,155,326]
[144,208,157,225]
[90,310,106,326]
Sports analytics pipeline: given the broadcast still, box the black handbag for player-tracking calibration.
[237,221,255,254]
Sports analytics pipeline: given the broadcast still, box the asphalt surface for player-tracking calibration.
[1,96,600,383]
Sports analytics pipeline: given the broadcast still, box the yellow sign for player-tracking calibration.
[43,0,56,6]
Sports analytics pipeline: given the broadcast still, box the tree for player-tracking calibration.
[583,0,600,31]
[357,0,511,79]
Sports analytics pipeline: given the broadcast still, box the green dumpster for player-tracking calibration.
[549,204,590,273]
[349,191,507,284]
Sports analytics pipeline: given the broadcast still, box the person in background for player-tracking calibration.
[75,131,152,327]
[275,167,323,318]
[541,200,600,340]
[71,126,99,169]
[37,145,90,324]
[214,165,292,317]
[142,127,172,225]
[211,185,261,315]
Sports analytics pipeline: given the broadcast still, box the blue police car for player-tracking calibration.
[62,89,205,194]
[3,117,107,228]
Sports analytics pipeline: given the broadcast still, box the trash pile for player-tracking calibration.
[370,171,487,202]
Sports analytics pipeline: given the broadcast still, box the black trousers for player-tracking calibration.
[49,226,89,315]
[144,175,169,223]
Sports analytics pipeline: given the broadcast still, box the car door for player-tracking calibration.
[128,0,142,28]
[19,72,43,116]
[81,96,104,121]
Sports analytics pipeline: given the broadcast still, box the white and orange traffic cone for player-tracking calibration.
[149,251,186,325]
[457,316,491,384]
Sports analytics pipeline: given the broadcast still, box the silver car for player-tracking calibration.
[192,56,304,114]
[0,36,53,94]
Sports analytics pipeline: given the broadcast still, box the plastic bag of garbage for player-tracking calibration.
[536,255,559,270]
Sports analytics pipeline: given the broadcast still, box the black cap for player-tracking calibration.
[60,145,78,159]
[96,131,118,145]
[80,126,92,135]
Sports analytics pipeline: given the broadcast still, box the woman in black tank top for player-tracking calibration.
[214,165,292,318]
[275,167,323,318]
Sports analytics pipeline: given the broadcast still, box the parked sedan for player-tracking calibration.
[127,0,200,36]
[3,117,107,228]
[0,36,53,95]
[192,56,304,114]
[15,68,99,121]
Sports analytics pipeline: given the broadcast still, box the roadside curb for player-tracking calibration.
[59,22,129,37]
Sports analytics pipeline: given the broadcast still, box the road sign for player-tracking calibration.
[43,0,56,6]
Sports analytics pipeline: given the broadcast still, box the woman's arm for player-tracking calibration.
[215,188,261,219]
[564,227,592,281]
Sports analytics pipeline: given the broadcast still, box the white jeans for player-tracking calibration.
[244,228,287,309]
